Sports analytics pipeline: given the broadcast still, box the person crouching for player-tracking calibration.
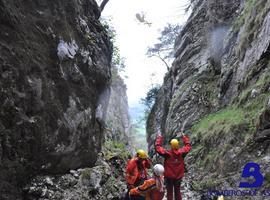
[129,164,165,200]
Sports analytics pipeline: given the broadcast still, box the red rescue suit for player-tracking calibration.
[126,157,151,187]
[155,135,191,200]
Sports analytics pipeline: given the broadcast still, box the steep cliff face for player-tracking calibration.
[148,0,241,139]
[22,72,131,199]
[0,0,112,199]
[105,68,131,142]
[147,0,270,197]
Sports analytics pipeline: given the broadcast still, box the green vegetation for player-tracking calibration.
[201,151,218,168]
[238,73,270,129]
[141,85,160,120]
[193,70,270,141]
[239,72,270,104]
[192,96,268,143]
[244,93,269,118]
[264,173,270,188]
[190,70,270,184]
[102,140,131,160]
[192,106,245,135]
[101,18,126,73]
[147,23,182,71]
[233,0,257,30]
[192,178,217,190]
[81,168,92,180]
[234,0,270,59]
[141,85,160,110]
[189,144,204,158]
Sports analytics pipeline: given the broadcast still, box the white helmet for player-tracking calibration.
[153,164,164,176]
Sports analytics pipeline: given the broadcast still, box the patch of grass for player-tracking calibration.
[238,88,252,104]
[104,140,125,151]
[191,89,269,176]
[238,72,270,123]
[189,144,204,158]
[102,140,131,160]
[189,70,270,186]
[221,143,233,156]
[233,0,257,30]
[198,71,270,137]
[244,93,269,118]
[192,91,269,139]
[238,71,270,104]
[264,173,270,184]
[202,151,215,167]
[192,106,246,135]
[263,172,270,189]
[192,178,217,190]
[81,168,92,180]
[254,72,270,88]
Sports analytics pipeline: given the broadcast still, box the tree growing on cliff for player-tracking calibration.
[101,18,126,74]
[147,23,182,71]
[141,84,160,119]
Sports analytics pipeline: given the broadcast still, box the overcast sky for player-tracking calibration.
[101,0,189,107]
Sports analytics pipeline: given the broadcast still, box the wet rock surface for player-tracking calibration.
[0,0,112,199]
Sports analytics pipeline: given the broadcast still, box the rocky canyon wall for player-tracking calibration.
[0,0,112,199]
[147,0,270,197]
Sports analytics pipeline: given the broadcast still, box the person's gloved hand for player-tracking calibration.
[176,131,184,137]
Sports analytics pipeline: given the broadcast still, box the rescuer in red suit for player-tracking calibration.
[155,132,191,200]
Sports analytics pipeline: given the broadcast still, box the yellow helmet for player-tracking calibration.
[137,149,148,159]
[170,139,179,149]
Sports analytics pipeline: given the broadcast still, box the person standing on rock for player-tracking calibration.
[129,164,165,200]
[155,132,191,200]
[125,149,152,189]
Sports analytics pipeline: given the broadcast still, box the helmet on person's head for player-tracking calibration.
[170,139,179,149]
[153,164,164,176]
[137,149,148,159]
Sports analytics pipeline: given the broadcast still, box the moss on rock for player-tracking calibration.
[102,140,131,161]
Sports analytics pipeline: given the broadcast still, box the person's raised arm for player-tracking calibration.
[155,134,168,157]
[179,135,191,154]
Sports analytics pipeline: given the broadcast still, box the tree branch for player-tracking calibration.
[152,53,170,71]
[100,0,110,12]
